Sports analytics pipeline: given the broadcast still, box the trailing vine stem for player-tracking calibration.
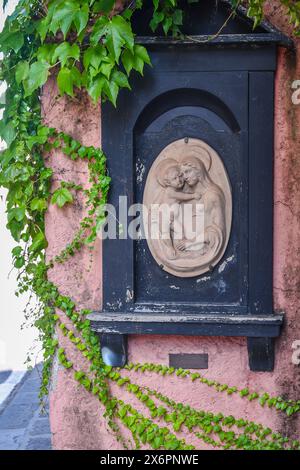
[0,0,300,450]
[56,316,300,450]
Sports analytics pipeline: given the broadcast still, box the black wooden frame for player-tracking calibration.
[88,37,287,371]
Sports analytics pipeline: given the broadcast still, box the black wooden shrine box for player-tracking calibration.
[88,0,292,371]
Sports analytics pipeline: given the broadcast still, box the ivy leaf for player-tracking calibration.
[37,44,57,64]
[51,187,74,208]
[0,121,16,147]
[83,45,106,70]
[118,406,127,418]
[4,163,32,182]
[103,79,119,107]
[92,0,115,14]
[36,18,50,42]
[23,61,50,97]
[162,16,173,35]
[12,246,22,257]
[99,57,115,79]
[57,68,73,96]
[53,42,80,68]
[90,16,109,46]
[29,232,47,252]
[74,371,85,381]
[106,16,134,62]
[15,61,29,84]
[74,4,89,35]
[26,127,50,150]
[135,45,151,66]
[30,198,47,212]
[0,148,14,167]
[121,49,133,75]
[51,1,79,38]
[111,70,130,90]
[153,436,163,449]
[40,168,53,180]
[0,30,24,53]
[87,76,105,103]
[122,45,150,76]
[7,206,26,223]
[57,67,81,96]
[14,256,25,269]
[112,16,134,52]
[6,219,23,242]
[150,11,164,32]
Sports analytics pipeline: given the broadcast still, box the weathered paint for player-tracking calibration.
[45,2,300,449]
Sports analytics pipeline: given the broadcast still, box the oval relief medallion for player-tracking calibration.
[143,138,232,278]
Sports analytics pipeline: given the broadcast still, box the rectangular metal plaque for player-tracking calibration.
[169,353,208,370]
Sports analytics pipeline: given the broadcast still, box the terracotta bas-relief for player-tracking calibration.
[143,138,232,277]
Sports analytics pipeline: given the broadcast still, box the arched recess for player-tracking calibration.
[134,88,240,135]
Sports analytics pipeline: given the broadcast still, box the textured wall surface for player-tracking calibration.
[45,2,300,449]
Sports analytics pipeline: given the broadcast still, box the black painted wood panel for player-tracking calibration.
[89,35,284,370]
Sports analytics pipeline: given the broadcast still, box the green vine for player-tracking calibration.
[0,0,300,451]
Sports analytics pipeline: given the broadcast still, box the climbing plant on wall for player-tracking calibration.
[1,0,300,450]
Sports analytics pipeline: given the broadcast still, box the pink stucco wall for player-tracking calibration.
[44,3,300,449]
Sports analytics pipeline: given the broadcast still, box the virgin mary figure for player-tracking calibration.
[176,154,226,262]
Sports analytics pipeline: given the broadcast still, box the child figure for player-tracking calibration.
[154,160,201,260]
